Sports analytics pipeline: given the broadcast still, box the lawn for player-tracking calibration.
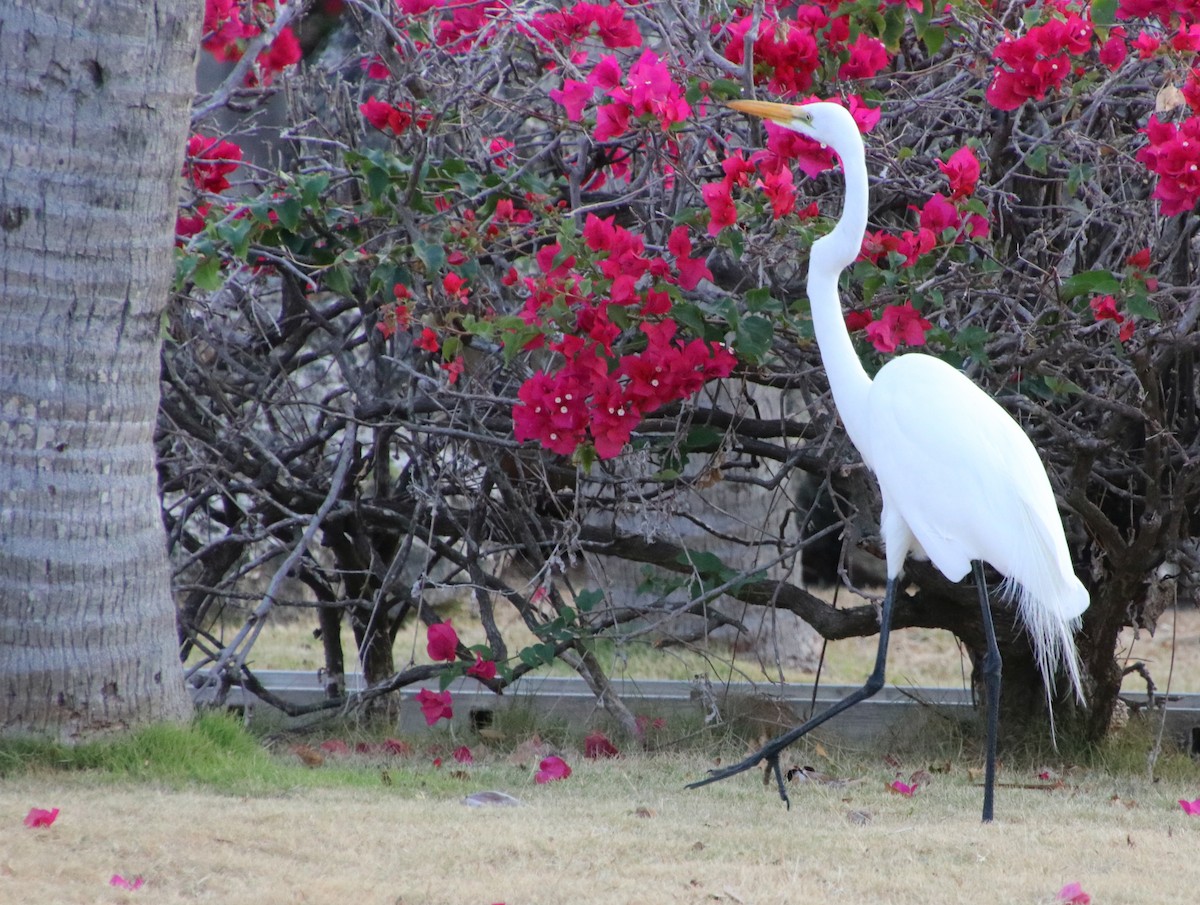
[2,717,1199,904]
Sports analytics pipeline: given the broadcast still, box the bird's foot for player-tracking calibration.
[687,746,792,808]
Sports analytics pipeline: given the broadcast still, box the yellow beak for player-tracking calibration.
[726,99,810,125]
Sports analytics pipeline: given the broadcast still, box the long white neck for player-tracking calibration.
[807,131,873,463]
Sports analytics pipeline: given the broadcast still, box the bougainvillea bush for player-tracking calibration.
[167,0,1198,742]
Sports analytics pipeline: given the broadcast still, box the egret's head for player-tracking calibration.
[726,100,860,156]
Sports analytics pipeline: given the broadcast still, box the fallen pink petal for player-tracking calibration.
[584,731,620,759]
[1057,881,1091,904]
[1179,798,1200,815]
[888,781,917,797]
[110,874,145,891]
[23,807,59,828]
[453,745,474,764]
[535,755,572,784]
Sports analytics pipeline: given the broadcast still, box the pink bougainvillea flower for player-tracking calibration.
[254,26,301,86]
[587,53,624,90]
[1179,798,1200,815]
[452,745,474,764]
[593,101,631,141]
[1131,31,1161,59]
[110,874,145,891]
[549,78,593,121]
[1099,28,1128,69]
[845,310,874,332]
[442,272,469,300]
[1057,881,1091,904]
[756,166,796,219]
[1136,114,1200,216]
[416,688,453,726]
[414,327,440,353]
[865,303,932,353]
[185,135,243,194]
[634,714,667,736]
[938,146,981,199]
[701,180,737,235]
[383,737,414,756]
[1090,294,1124,324]
[535,755,572,783]
[360,53,391,80]
[888,780,917,797]
[584,731,620,759]
[1126,247,1152,270]
[24,807,59,828]
[587,378,640,458]
[319,738,352,755]
[838,33,890,80]
[917,193,961,235]
[175,203,210,240]
[467,653,497,680]
[667,226,713,290]
[426,620,459,661]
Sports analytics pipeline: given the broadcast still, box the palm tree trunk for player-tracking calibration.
[0,1,200,739]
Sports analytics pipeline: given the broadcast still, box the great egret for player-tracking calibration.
[688,100,1088,823]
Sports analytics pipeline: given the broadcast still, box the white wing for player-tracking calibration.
[862,354,1082,617]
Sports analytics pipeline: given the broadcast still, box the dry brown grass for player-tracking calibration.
[4,751,1200,904]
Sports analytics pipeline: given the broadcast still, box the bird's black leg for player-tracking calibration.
[973,560,1002,824]
[687,575,899,807]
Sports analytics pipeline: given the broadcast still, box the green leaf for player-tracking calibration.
[922,25,945,56]
[575,589,604,613]
[1060,270,1121,301]
[324,265,353,298]
[1042,376,1084,397]
[861,271,886,304]
[462,314,496,340]
[708,78,743,101]
[192,255,223,291]
[298,172,330,206]
[518,642,557,668]
[1125,290,1160,321]
[215,218,253,259]
[734,314,774,363]
[671,301,708,338]
[1066,163,1094,197]
[718,227,745,260]
[676,549,732,579]
[413,239,446,273]
[437,666,464,691]
[1092,0,1119,26]
[881,4,907,50]
[573,442,597,474]
[683,424,723,452]
[273,196,302,232]
[364,163,390,201]
[1026,145,1050,175]
[744,286,775,313]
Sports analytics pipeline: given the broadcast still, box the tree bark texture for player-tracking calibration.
[0,1,200,739]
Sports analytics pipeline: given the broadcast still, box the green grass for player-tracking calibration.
[0,713,395,794]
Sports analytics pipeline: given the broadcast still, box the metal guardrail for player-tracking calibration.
[202,671,1200,752]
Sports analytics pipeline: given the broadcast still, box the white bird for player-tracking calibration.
[688,100,1088,823]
